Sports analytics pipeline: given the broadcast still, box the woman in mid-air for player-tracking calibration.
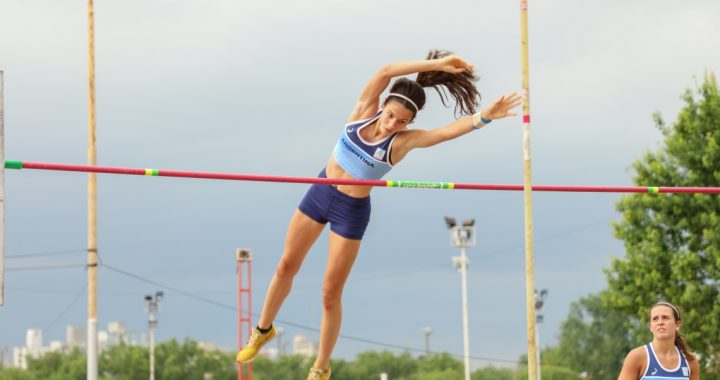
[618,301,699,380]
[237,50,521,380]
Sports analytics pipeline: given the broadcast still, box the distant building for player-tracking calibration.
[125,331,143,346]
[263,347,279,360]
[48,340,64,353]
[107,321,129,345]
[197,341,217,352]
[98,331,109,352]
[292,335,318,357]
[10,328,44,369]
[8,322,148,369]
[12,347,28,370]
[66,325,85,349]
[25,328,42,358]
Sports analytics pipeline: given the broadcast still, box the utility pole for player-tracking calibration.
[144,291,163,380]
[86,1,98,379]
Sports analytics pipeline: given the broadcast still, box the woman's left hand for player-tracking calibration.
[482,92,522,121]
[437,55,474,74]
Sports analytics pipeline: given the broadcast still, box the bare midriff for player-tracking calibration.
[324,156,373,198]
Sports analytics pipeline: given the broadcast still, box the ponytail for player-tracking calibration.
[416,50,480,116]
[675,331,696,362]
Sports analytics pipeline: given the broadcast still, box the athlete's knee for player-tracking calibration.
[275,256,302,278]
[321,283,343,310]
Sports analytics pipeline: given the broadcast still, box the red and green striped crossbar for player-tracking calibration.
[5,160,720,194]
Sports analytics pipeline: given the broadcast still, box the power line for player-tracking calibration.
[4,220,609,364]
[288,218,612,289]
[476,218,610,259]
[5,259,520,363]
[6,286,150,297]
[103,263,236,312]
[6,264,86,272]
[101,261,519,364]
[6,249,86,259]
[43,284,86,332]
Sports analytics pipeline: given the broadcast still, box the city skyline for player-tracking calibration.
[3,322,318,369]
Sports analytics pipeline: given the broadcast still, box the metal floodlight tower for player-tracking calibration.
[144,291,163,380]
[445,216,476,380]
[421,327,432,356]
[236,248,253,380]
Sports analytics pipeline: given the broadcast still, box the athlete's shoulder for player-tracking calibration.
[346,108,383,127]
[625,346,648,368]
[618,346,647,380]
[631,345,648,356]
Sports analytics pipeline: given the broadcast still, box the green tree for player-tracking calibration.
[25,348,86,380]
[542,293,632,379]
[514,365,578,380]
[99,343,147,380]
[412,353,463,380]
[0,341,237,380]
[346,351,418,379]
[471,365,514,380]
[153,338,235,380]
[416,353,462,374]
[251,354,313,380]
[607,73,720,376]
[0,368,36,380]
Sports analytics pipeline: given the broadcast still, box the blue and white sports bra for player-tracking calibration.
[641,343,690,380]
[332,109,399,180]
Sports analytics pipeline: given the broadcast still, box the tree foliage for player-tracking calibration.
[471,365,514,380]
[25,348,86,380]
[607,73,720,375]
[0,345,532,380]
[0,340,236,380]
[542,293,632,379]
[514,365,578,380]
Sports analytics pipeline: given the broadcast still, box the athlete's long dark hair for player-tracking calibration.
[650,301,696,362]
[384,50,480,118]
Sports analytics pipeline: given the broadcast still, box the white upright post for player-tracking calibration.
[446,218,476,380]
[536,324,541,380]
[149,324,156,380]
[144,292,162,380]
[459,246,471,380]
[87,319,97,380]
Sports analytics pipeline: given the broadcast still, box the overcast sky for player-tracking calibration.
[2,0,719,370]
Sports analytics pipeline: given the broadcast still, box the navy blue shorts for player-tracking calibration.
[298,169,371,240]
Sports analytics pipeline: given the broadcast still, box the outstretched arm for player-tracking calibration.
[348,56,473,122]
[391,92,521,159]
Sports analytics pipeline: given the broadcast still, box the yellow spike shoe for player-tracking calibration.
[235,326,277,363]
[307,366,331,380]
